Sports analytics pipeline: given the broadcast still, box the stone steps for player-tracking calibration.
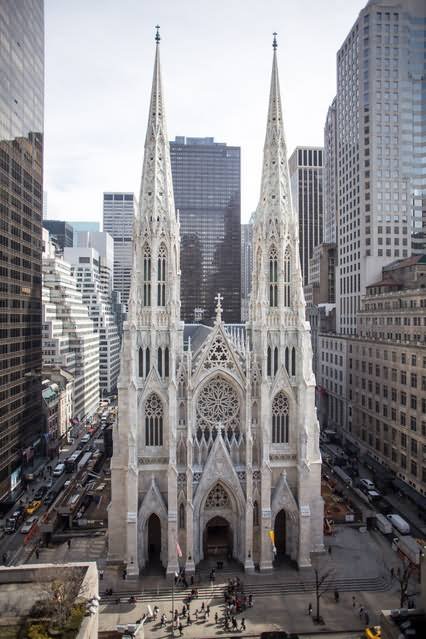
[100,574,390,604]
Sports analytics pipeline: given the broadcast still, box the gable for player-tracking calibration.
[194,324,245,381]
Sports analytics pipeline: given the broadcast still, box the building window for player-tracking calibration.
[267,347,272,377]
[179,502,185,529]
[283,247,291,306]
[157,244,166,306]
[139,347,143,377]
[272,392,289,444]
[143,245,151,306]
[253,500,259,526]
[274,347,278,376]
[145,393,163,446]
[269,246,278,307]
[291,347,296,376]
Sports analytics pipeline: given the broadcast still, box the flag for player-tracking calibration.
[268,530,275,545]
[176,542,183,558]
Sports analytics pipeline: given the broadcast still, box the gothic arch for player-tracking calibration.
[137,478,168,569]
[192,370,245,437]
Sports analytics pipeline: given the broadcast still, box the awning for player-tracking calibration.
[392,478,426,511]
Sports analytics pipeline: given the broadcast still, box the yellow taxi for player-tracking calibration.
[365,626,381,639]
[25,500,42,516]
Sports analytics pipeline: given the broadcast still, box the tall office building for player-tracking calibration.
[0,0,44,497]
[289,147,324,286]
[170,136,241,323]
[69,221,100,233]
[42,220,74,251]
[323,99,338,244]
[241,221,253,322]
[102,192,136,311]
[335,0,426,334]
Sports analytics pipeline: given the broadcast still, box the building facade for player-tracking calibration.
[0,0,44,497]
[42,220,74,251]
[335,0,426,334]
[108,33,323,576]
[323,98,337,245]
[170,136,241,324]
[289,147,324,287]
[42,232,99,419]
[64,244,120,396]
[102,192,136,311]
[241,221,253,322]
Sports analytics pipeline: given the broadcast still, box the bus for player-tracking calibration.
[65,450,84,473]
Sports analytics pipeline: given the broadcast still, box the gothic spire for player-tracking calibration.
[255,32,293,231]
[138,26,177,229]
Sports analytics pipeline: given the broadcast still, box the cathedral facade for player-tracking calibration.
[108,31,324,576]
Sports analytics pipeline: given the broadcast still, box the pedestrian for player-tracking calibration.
[194,609,198,620]
[2,552,7,565]
[35,548,40,560]
[122,568,127,580]
[334,589,339,603]
[186,613,191,625]
[352,596,356,608]
[178,622,183,636]
[201,601,205,611]
[328,545,332,555]
[359,606,364,618]
[190,575,194,586]
[215,612,219,625]
[308,602,313,616]
[241,617,246,630]
[206,605,210,618]
[390,567,394,578]
[364,611,369,625]
[232,616,238,630]
[99,569,104,580]
[67,539,71,549]
[161,614,166,627]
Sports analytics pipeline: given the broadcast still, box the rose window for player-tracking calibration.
[205,484,230,509]
[196,377,239,428]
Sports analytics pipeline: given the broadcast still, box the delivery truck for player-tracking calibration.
[387,513,411,535]
[375,513,392,535]
[392,535,422,566]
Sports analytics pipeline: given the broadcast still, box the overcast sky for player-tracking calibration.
[44,0,367,224]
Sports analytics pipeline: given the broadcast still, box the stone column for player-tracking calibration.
[298,505,312,568]
[259,464,273,572]
[166,466,179,576]
[244,392,255,573]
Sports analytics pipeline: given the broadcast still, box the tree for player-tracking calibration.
[313,567,334,623]
[393,558,417,608]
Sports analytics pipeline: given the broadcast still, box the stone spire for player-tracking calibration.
[255,32,294,233]
[128,27,181,325]
[138,25,176,228]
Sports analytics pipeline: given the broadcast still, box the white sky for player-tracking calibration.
[44,0,367,225]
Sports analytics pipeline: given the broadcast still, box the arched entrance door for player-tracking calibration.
[204,516,232,559]
[147,514,161,565]
[274,509,286,556]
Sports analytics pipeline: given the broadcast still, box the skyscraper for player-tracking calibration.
[42,220,74,251]
[289,147,324,286]
[170,137,241,323]
[0,0,44,497]
[334,0,426,334]
[240,221,253,321]
[102,192,136,311]
[323,99,338,244]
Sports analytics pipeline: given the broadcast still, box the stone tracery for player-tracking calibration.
[205,484,230,509]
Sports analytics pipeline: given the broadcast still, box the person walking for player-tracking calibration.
[241,617,246,630]
[308,602,313,616]
[352,596,356,608]
[215,612,219,625]
[178,622,183,636]
[186,612,191,625]
[390,567,395,578]
[364,611,369,625]
[328,545,332,555]
[99,569,104,580]
[35,548,40,560]
[359,606,364,618]
[334,589,339,603]
[67,539,71,549]
[206,605,210,618]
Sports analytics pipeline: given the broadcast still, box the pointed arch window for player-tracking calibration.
[145,347,150,375]
[253,500,259,527]
[179,502,185,529]
[158,347,163,377]
[138,347,143,377]
[283,247,291,307]
[291,347,296,376]
[145,393,163,446]
[272,391,289,444]
[285,347,289,374]
[274,347,279,376]
[143,245,151,306]
[269,246,278,307]
[164,346,169,378]
[157,244,166,306]
[267,346,272,377]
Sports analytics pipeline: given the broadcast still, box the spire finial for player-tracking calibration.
[155,25,160,43]
[272,32,278,50]
[215,292,223,324]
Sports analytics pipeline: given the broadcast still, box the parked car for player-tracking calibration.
[364,627,381,639]
[44,491,56,507]
[81,434,91,444]
[53,463,65,477]
[34,486,47,500]
[46,477,54,489]
[387,513,410,535]
[359,478,376,492]
[21,516,38,534]
[25,500,42,516]
[5,507,25,533]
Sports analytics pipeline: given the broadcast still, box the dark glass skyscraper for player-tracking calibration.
[43,220,74,251]
[170,137,241,323]
[0,1,44,498]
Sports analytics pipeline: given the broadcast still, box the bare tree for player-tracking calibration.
[313,566,334,623]
[393,558,417,609]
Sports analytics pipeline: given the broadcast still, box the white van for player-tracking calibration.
[53,463,65,477]
[387,513,410,535]
[376,513,392,535]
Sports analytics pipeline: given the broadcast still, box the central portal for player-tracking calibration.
[204,516,232,559]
